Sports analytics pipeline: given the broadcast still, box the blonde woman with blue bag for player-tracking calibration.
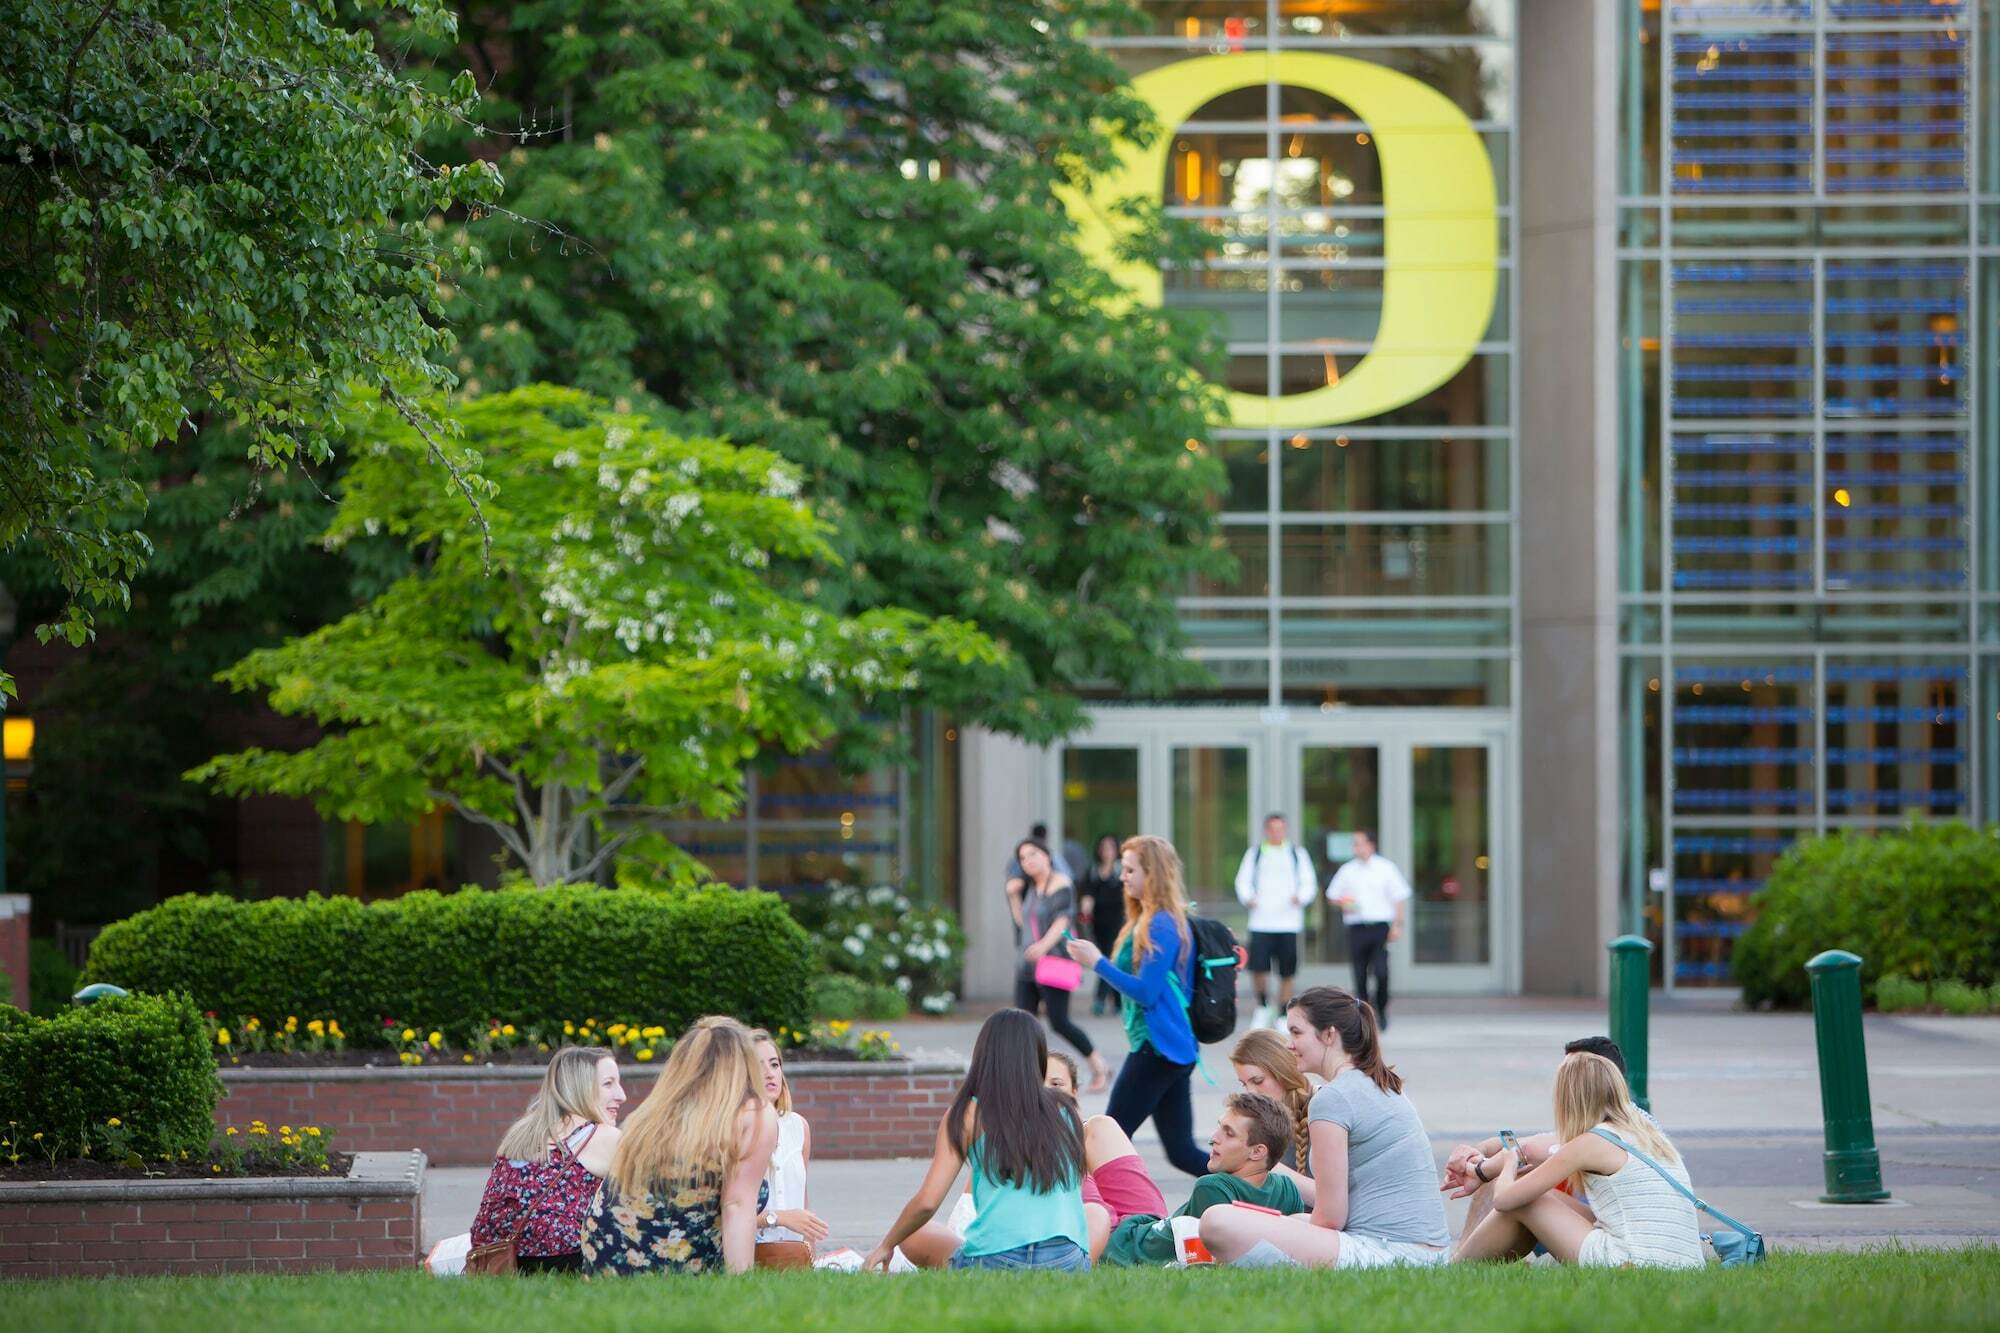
[1452,1052,1706,1269]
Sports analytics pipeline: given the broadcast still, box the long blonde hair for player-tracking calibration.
[608,1017,761,1198]
[1554,1051,1677,1195]
[1230,1029,1313,1175]
[1114,834,1190,963]
[496,1045,613,1161]
[748,1028,793,1116]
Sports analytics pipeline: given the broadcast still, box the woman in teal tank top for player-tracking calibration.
[862,1010,1090,1272]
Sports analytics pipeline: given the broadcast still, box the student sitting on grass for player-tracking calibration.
[1450,1051,1704,1269]
[468,1045,625,1274]
[580,1016,777,1276]
[1230,1028,1314,1174]
[1092,1093,1306,1267]
[749,1028,830,1269]
[1198,986,1451,1269]
[863,1009,1091,1272]
[1440,1035,1652,1236]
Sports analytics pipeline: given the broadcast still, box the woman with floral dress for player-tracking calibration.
[580,1016,778,1276]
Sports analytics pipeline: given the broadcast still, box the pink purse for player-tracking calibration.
[1034,956,1083,991]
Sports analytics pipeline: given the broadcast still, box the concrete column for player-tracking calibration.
[1517,0,1622,995]
[955,726,1045,1001]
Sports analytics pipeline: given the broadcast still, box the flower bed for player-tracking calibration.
[2,1117,348,1183]
[204,1012,902,1066]
[0,1150,424,1279]
[215,1057,966,1166]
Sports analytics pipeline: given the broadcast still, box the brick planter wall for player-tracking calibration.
[216,1060,965,1166]
[0,1150,424,1279]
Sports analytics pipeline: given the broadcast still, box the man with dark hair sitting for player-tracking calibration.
[1439,1036,1659,1236]
[1081,1093,1306,1267]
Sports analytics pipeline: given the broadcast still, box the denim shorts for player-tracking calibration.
[949,1238,1091,1272]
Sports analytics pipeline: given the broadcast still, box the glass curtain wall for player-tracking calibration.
[1093,1,1519,712]
[1619,0,1995,985]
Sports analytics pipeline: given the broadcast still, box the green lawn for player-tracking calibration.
[6,1250,1998,1332]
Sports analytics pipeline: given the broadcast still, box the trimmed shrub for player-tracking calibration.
[0,992,217,1158]
[29,937,79,1016]
[1733,822,2000,1008]
[810,974,909,1022]
[81,885,813,1041]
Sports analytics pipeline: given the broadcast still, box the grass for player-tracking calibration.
[5,1249,1998,1332]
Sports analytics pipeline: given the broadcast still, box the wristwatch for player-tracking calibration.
[763,1209,778,1229]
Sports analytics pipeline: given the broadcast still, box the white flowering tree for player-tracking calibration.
[190,385,1001,885]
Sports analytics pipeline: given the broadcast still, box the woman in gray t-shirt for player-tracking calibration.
[1199,986,1450,1269]
[1013,839,1111,1092]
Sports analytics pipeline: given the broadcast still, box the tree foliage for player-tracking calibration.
[191,385,1004,884]
[0,0,500,679]
[424,0,1231,742]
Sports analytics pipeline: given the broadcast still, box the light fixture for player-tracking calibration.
[2,716,32,764]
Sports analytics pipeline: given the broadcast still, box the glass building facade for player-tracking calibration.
[1619,0,2000,984]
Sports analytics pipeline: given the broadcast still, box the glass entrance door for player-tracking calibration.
[1298,746,1381,964]
[1409,744,1496,972]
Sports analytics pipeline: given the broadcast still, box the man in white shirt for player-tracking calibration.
[1325,829,1411,1030]
[1232,813,1316,1031]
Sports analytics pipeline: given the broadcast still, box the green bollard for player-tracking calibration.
[1806,949,1890,1203]
[72,982,128,1005]
[1607,935,1653,1111]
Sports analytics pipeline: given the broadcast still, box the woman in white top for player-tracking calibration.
[750,1029,830,1268]
[1452,1051,1704,1269]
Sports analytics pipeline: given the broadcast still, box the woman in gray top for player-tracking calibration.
[1200,986,1450,1268]
[1013,839,1111,1092]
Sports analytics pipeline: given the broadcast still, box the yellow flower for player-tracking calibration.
[636,1048,654,1062]
[107,1118,121,1127]
[563,1022,575,1036]
[284,1016,298,1032]
[401,1028,416,1042]
[829,1020,852,1036]
[501,1024,516,1037]
[305,1127,321,1138]
[537,1042,550,1053]
[427,1032,442,1049]
[212,1164,221,1173]
[32,1133,42,1141]
[608,1023,628,1037]
[462,1054,475,1063]
[328,1021,344,1036]
[216,1028,232,1046]
[225,1128,238,1137]
[308,1020,325,1035]
[280,1126,292,1136]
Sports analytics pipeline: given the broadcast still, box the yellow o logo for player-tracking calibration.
[1063,54,1499,429]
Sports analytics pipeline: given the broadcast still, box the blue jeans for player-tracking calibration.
[950,1238,1091,1272]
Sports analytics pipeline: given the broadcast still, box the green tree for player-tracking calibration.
[426,0,1230,743]
[191,385,1003,884]
[0,0,501,686]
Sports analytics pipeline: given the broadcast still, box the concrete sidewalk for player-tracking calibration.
[422,996,2000,1255]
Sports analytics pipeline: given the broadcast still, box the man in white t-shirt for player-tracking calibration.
[1325,830,1410,1030]
[1232,813,1316,1031]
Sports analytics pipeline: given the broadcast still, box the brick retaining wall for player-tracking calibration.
[216,1060,965,1166]
[0,1150,424,1279]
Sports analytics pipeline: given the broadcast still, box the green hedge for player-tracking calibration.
[80,886,814,1040]
[1732,822,2000,1008]
[0,992,217,1158]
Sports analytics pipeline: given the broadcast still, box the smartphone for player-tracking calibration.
[1498,1129,1521,1155]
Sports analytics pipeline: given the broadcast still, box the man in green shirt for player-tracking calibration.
[1099,1093,1305,1267]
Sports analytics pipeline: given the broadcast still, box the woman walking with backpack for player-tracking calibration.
[1065,835,1209,1178]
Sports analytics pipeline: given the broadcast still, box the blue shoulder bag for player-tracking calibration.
[1590,1127,1767,1267]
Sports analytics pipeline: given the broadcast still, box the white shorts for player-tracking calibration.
[1336,1233,1450,1270]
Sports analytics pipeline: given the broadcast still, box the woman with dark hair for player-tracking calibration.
[862,1009,1090,1272]
[1198,986,1450,1269]
[1079,834,1125,1018]
[1012,838,1111,1093]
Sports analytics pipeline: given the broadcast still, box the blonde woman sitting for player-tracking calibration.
[467,1045,625,1274]
[750,1028,830,1268]
[580,1017,779,1276]
[1451,1051,1704,1269]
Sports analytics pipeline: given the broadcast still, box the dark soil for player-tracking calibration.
[0,1151,355,1183]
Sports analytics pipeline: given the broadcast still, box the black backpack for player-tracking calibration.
[1177,915,1243,1045]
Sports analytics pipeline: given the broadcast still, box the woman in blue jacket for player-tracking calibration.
[1066,835,1209,1177]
